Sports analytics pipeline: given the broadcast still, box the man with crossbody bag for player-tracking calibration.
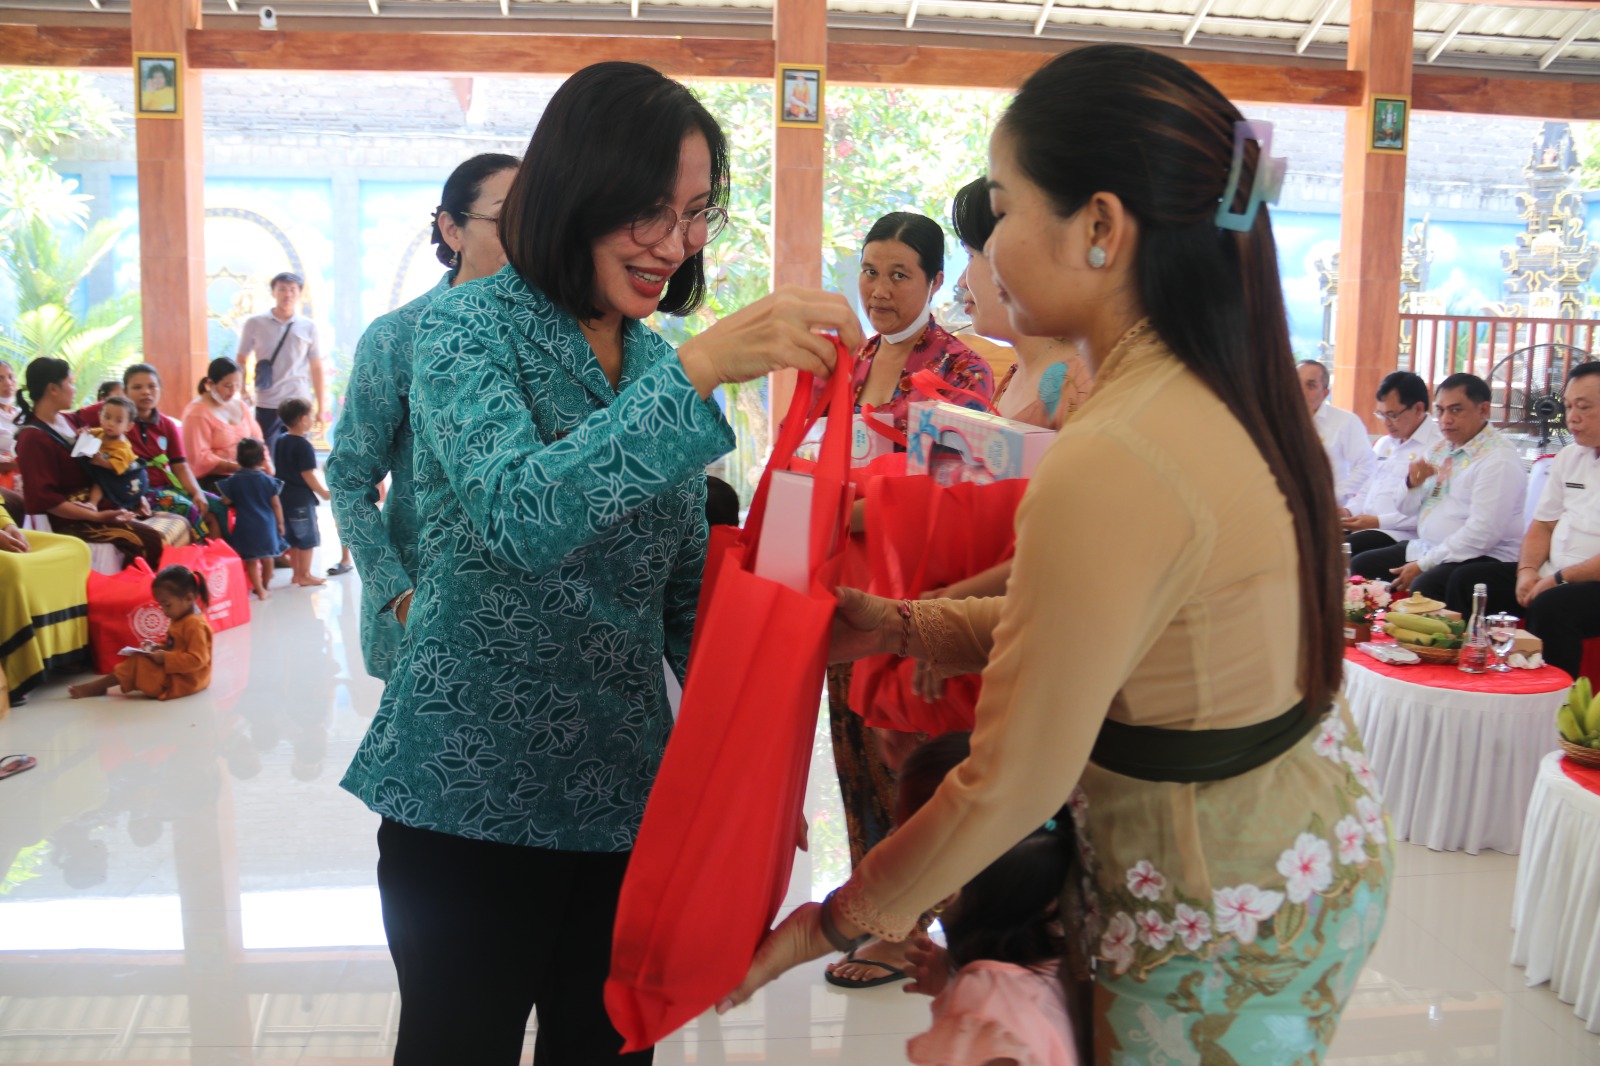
[235,271,329,450]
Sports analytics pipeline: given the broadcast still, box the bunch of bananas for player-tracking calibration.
[1382,611,1467,650]
[1557,677,1600,749]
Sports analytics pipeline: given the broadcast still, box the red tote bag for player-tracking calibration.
[86,559,164,673]
[161,540,252,634]
[849,475,1029,734]
[606,342,855,1052]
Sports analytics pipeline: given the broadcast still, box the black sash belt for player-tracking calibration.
[1090,701,1325,784]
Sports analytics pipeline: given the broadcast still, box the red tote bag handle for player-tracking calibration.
[910,369,997,414]
[859,404,910,449]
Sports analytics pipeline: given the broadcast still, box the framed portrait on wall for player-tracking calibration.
[134,53,182,119]
[777,64,824,128]
[1368,95,1409,154]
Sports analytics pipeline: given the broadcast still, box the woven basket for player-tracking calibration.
[1561,738,1600,768]
[1399,642,1461,665]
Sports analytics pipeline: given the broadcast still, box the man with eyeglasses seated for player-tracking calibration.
[1350,372,1527,612]
[1299,359,1375,511]
[1340,370,1442,556]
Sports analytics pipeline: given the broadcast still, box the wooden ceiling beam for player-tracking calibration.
[0,24,130,66]
[184,28,775,78]
[1413,68,1600,118]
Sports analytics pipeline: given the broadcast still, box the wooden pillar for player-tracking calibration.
[769,0,825,420]
[1333,0,1413,430]
[132,0,207,403]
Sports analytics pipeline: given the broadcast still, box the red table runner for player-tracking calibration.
[1560,757,1600,796]
[1344,644,1571,695]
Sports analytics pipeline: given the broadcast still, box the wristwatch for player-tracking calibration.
[1556,570,1568,586]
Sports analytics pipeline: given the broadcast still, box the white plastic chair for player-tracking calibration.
[26,512,124,575]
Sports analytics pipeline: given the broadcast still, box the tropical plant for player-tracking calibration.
[0,70,123,239]
[0,219,141,386]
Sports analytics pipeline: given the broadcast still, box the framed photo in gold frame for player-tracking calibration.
[777,64,824,128]
[134,53,183,119]
[1368,94,1409,155]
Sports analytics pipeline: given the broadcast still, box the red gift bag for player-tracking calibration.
[607,341,855,1052]
[849,475,1028,734]
[86,559,164,673]
[161,540,251,634]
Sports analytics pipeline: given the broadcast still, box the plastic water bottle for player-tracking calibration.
[1459,583,1491,674]
[1342,541,1352,578]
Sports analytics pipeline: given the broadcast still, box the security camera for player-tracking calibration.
[259,6,277,29]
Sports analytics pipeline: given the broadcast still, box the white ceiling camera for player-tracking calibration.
[259,6,278,29]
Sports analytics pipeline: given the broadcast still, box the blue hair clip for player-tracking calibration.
[1215,120,1287,233]
[1043,818,1058,832]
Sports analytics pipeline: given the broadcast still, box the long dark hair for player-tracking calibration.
[862,211,944,282]
[199,357,241,395]
[17,356,71,422]
[944,816,1073,972]
[950,176,997,252]
[432,152,520,267]
[499,62,729,320]
[1000,44,1342,715]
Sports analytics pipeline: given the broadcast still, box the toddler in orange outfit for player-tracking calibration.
[70,565,213,701]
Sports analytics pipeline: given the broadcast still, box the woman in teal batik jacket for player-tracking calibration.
[338,62,862,1066]
[328,152,519,681]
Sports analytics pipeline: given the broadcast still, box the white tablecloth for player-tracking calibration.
[1512,751,1600,1033]
[1344,660,1563,854]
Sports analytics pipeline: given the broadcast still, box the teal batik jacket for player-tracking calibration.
[340,266,734,852]
[328,271,451,682]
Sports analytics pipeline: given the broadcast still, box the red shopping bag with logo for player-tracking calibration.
[607,341,855,1052]
[161,540,251,634]
[86,559,166,673]
[848,475,1028,734]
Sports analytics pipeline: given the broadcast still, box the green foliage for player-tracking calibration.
[0,70,124,237]
[1577,123,1600,191]
[0,219,142,384]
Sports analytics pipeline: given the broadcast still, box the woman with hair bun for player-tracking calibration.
[730,44,1391,1062]
[182,356,273,487]
[328,151,519,683]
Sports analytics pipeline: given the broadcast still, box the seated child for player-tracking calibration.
[96,381,124,402]
[272,397,330,589]
[216,438,288,600]
[894,733,1080,1066]
[69,565,214,702]
[83,396,151,517]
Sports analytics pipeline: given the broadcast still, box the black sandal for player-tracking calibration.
[823,952,909,989]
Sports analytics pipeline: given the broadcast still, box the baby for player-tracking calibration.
[84,396,151,517]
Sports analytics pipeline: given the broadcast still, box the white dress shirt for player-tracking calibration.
[1401,424,1528,570]
[1314,402,1376,507]
[1534,444,1600,577]
[1352,417,1443,539]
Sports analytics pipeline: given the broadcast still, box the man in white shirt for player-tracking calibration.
[1342,370,1442,556]
[1350,373,1527,612]
[1299,360,1375,508]
[235,271,329,449]
[1449,362,1600,676]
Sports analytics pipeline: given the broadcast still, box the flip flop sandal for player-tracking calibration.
[823,953,909,990]
[327,563,354,576]
[0,755,37,781]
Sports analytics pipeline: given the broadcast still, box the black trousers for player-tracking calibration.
[1442,559,1522,619]
[255,405,286,451]
[1350,542,1501,613]
[377,818,653,1066]
[1346,529,1398,556]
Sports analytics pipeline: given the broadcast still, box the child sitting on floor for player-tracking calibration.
[894,733,1080,1066]
[69,565,213,702]
[216,437,287,600]
[83,396,151,518]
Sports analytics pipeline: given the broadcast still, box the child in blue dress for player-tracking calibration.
[216,438,287,600]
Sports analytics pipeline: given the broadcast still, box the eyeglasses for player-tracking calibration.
[1372,407,1420,422]
[630,205,730,250]
[457,211,499,224]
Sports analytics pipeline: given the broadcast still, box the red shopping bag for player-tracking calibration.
[86,559,164,673]
[161,540,251,634]
[849,475,1028,734]
[607,341,855,1052]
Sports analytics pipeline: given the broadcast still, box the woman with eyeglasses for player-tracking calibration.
[338,63,860,1066]
[328,151,519,683]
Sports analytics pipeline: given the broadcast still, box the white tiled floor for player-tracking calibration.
[1,539,1598,1064]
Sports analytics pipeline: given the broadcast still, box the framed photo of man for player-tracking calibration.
[1368,95,1409,155]
[134,53,182,119]
[777,65,824,129]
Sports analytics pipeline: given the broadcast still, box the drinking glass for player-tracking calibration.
[1487,613,1520,672]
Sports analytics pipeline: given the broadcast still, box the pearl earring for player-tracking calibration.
[1087,246,1107,269]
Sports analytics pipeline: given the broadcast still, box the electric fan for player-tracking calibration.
[1482,343,1594,453]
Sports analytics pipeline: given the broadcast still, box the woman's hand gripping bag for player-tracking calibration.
[606,340,856,1051]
